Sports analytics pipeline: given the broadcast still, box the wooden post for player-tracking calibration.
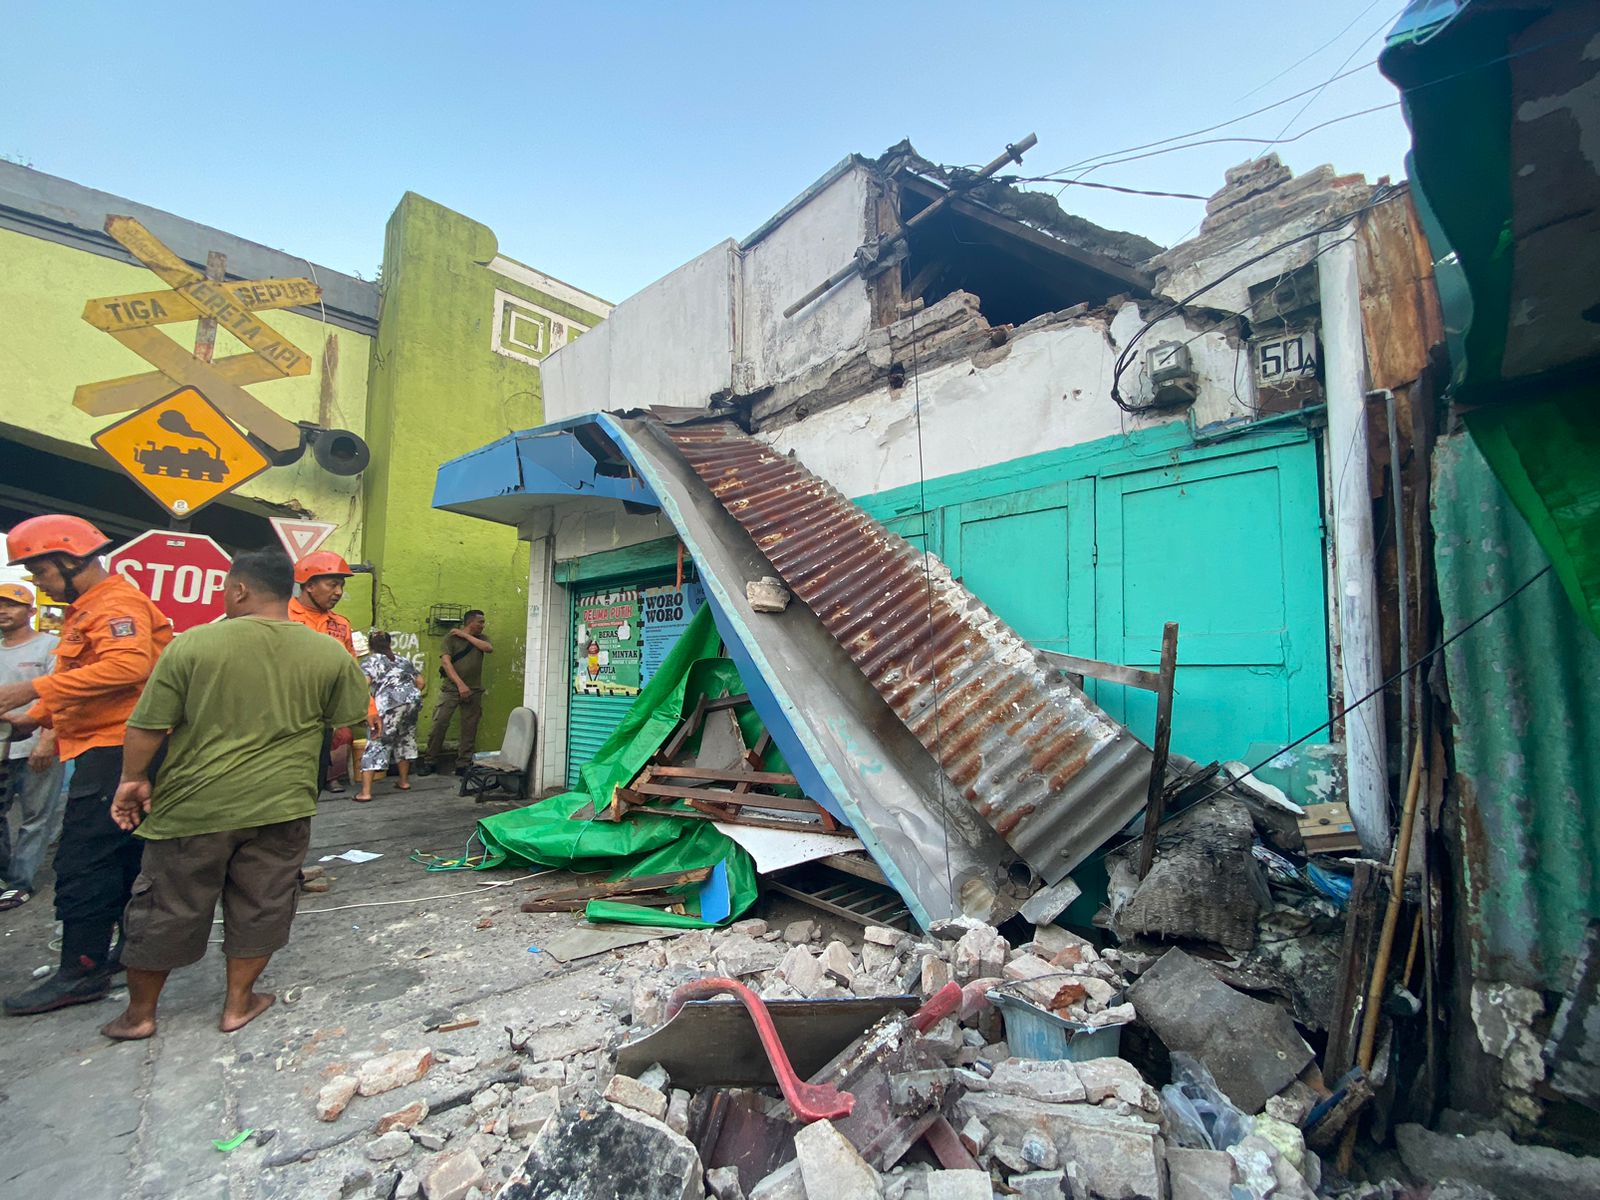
[1137,622,1180,879]
[192,251,226,364]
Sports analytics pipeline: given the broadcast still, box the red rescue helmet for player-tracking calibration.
[6,514,113,565]
[294,551,354,584]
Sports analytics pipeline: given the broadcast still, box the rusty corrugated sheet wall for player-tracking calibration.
[665,422,1153,885]
[1433,432,1600,991]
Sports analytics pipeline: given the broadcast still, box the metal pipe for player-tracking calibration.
[1382,388,1412,811]
[782,134,1038,318]
[1319,229,1392,855]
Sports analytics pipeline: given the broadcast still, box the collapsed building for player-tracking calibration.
[429,89,1599,1192]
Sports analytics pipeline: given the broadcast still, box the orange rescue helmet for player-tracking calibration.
[294,551,354,584]
[6,514,113,565]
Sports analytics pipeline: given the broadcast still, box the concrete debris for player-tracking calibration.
[418,1148,483,1200]
[377,1100,431,1134]
[923,1169,991,1199]
[748,1160,806,1200]
[368,1130,417,1161]
[952,925,1009,983]
[1128,947,1312,1113]
[604,1073,670,1122]
[1019,878,1083,927]
[781,919,817,945]
[746,577,791,613]
[500,1099,703,1200]
[319,1074,360,1122]
[1165,1146,1238,1200]
[506,1089,558,1138]
[954,1091,1164,1200]
[706,1164,748,1200]
[412,1126,449,1152]
[793,1118,884,1199]
[359,1048,436,1098]
[1107,797,1264,952]
[1395,1124,1600,1200]
[664,1088,690,1135]
[820,941,856,987]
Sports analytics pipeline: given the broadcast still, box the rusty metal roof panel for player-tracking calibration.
[664,422,1153,883]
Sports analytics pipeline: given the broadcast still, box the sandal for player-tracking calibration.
[352,794,373,802]
[396,783,412,791]
[324,780,347,794]
[0,888,31,912]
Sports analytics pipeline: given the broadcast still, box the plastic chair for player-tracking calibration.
[459,707,537,803]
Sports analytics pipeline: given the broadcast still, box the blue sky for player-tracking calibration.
[3,2,1413,303]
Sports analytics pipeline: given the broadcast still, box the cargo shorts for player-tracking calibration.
[119,818,311,971]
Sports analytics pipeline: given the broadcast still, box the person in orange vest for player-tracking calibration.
[286,551,357,793]
[0,516,172,1016]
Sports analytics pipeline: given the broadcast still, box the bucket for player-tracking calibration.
[990,990,1126,1062]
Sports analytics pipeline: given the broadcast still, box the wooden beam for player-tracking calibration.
[632,782,824,814]
[1036,648,1163,692]
[648,766,800,787]
[1137,622,1180,880]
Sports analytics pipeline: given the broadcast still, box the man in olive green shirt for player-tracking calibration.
[99,549,369,1041]
[419,608,492,776]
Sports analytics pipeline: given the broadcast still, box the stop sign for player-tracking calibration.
[110,531,233,633]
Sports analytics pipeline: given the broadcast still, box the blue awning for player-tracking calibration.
[431,414,659,524]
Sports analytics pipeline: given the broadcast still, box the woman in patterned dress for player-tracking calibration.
[355,631,425,801]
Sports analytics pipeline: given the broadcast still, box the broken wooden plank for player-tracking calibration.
[1036,647,1163,692]
[633,782,823,813]
[648,766,800,787]
[657,695,708,763]
[521,866,711,906]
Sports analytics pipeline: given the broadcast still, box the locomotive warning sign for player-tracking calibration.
[73,216,319,453]
[92,386,269,520]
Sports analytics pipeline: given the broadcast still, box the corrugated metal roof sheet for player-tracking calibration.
[664,422,1154,884]
[1433,432,1600,991]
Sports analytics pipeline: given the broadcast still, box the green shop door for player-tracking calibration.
[1092,441,1328,763]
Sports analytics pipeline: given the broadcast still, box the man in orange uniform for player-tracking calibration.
[0,516,172,1015]
[286,551,357,792]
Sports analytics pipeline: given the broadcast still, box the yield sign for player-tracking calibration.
[271,516,337,563]
[93,386,270,520]
[73,216,318,452]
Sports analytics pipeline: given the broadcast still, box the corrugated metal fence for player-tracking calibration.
[1433,432,1600,991]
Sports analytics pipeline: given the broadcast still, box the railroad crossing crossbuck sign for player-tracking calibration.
[75,216,321,453]
[93,386,270,520]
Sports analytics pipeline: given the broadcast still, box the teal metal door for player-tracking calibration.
[946,480,1096,659]
[1092,442,1328,763]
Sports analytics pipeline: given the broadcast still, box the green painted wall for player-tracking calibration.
[855,420,1332,768]
[0,226,372,565]
[365,193,608,754]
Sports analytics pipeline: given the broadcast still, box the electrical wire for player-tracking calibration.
[297,871,547,915]
[1234,0,1391,103]
[1267,9,1402,147]
[1175,565,1554,818]
[899,307,959,911]
[1002,176,1209,201]
[1110,189,1400,410]
[1039,61,1381,179]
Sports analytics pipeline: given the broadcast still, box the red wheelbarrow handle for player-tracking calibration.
[665,976,856,1122]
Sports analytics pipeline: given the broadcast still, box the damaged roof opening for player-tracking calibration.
[883,142,1162,328]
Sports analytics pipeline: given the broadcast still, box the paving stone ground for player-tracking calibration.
[0,774,726,1200]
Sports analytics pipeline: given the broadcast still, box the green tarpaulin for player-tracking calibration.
[474,604,762,927]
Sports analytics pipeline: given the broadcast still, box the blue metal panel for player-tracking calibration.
[432,416,659,518]
[1434,432,1600,990]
